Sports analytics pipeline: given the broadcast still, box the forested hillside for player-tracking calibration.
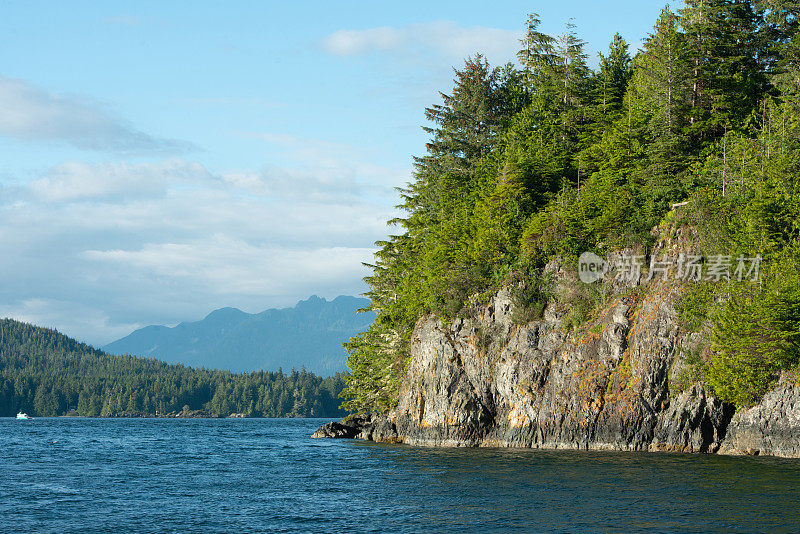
[343,2,800,413]
[0,319,347,418]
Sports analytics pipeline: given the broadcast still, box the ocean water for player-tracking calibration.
[2,418,800,533]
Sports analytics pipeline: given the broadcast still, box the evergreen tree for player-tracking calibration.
[680,0,768,139]
[632,6,692,211]
[421,54,517,177]
[598,33,633,113]
[517,13,557,85]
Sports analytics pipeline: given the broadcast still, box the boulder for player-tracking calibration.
[311,417,367,439]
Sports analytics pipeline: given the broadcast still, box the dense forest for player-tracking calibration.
[0,319,347,418]
[343,1,800,412]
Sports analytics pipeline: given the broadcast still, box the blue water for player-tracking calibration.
[2,419,800,533]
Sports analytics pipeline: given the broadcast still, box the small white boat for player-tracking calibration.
[16,412,30,420]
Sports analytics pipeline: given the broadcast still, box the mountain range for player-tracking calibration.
[103,295,373,375]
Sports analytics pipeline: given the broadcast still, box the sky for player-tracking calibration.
[0,1,675,346]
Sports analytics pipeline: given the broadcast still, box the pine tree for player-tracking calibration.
[680,0,768,140]
[598,33,633,113]
[517,13,557,86]
[421,55,515,177]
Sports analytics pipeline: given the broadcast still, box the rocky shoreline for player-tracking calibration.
[314,281,800,458]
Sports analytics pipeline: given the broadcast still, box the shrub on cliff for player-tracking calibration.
[706,256,800,406]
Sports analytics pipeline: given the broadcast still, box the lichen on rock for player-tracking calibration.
[315,264,800,458]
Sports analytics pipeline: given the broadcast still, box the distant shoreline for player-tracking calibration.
[7,414,335,419]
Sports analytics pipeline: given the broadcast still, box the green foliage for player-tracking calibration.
[510,267,554,324]
[341,324,407,414]
[706,257,800,406]
[0,319,347,418]
[597,32,633,112]
[679,186,736,255]
[671,345,708,397]
[560,278,610,332]
[344,5,800,413]
[678,281,720,332]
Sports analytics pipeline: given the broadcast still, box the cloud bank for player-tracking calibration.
[0,144,405,345]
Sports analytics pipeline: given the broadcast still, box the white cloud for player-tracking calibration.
[322,21,522,64]
[221,161,402,203]
[0,76,193,152]
[83,237,376,297]
[29,159,212,202]
[323,26,405,55]
[0,150,404,345]
[0,298,142,348]
[228,131,407,202]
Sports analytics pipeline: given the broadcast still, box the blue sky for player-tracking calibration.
[0,1,674,345]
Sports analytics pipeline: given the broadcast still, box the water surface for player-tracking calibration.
[2,418,799,533]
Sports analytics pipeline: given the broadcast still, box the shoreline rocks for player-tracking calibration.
[719,383,800,458]
[313,285,800,458]
[311,417,369,439]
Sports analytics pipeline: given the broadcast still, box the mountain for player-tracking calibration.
[103,295,373,375]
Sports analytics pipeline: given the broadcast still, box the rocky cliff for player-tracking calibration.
[719,377,800,458]
[315,260,800,458]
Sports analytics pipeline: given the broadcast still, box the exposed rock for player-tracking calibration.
[361,417,401,443]
[312,274,798,458]
[650,383,733,453]
[366,284,694,451]
[719,383,800,458]
[311,417,369,439]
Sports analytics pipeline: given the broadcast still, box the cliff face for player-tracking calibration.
[719,380,800,458]
[356,284,737,452]
[316,278,800,458]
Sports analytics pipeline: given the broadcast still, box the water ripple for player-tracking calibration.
[2,418,800,533]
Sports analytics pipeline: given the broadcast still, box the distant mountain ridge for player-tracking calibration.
[103,295,373,375]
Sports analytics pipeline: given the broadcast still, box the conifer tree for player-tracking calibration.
[340,6,800,413]
[517,13,557,86]
[630,5,692,210]
[421,55,514,177]
[598,33,633,113]
[680,0,767,139]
